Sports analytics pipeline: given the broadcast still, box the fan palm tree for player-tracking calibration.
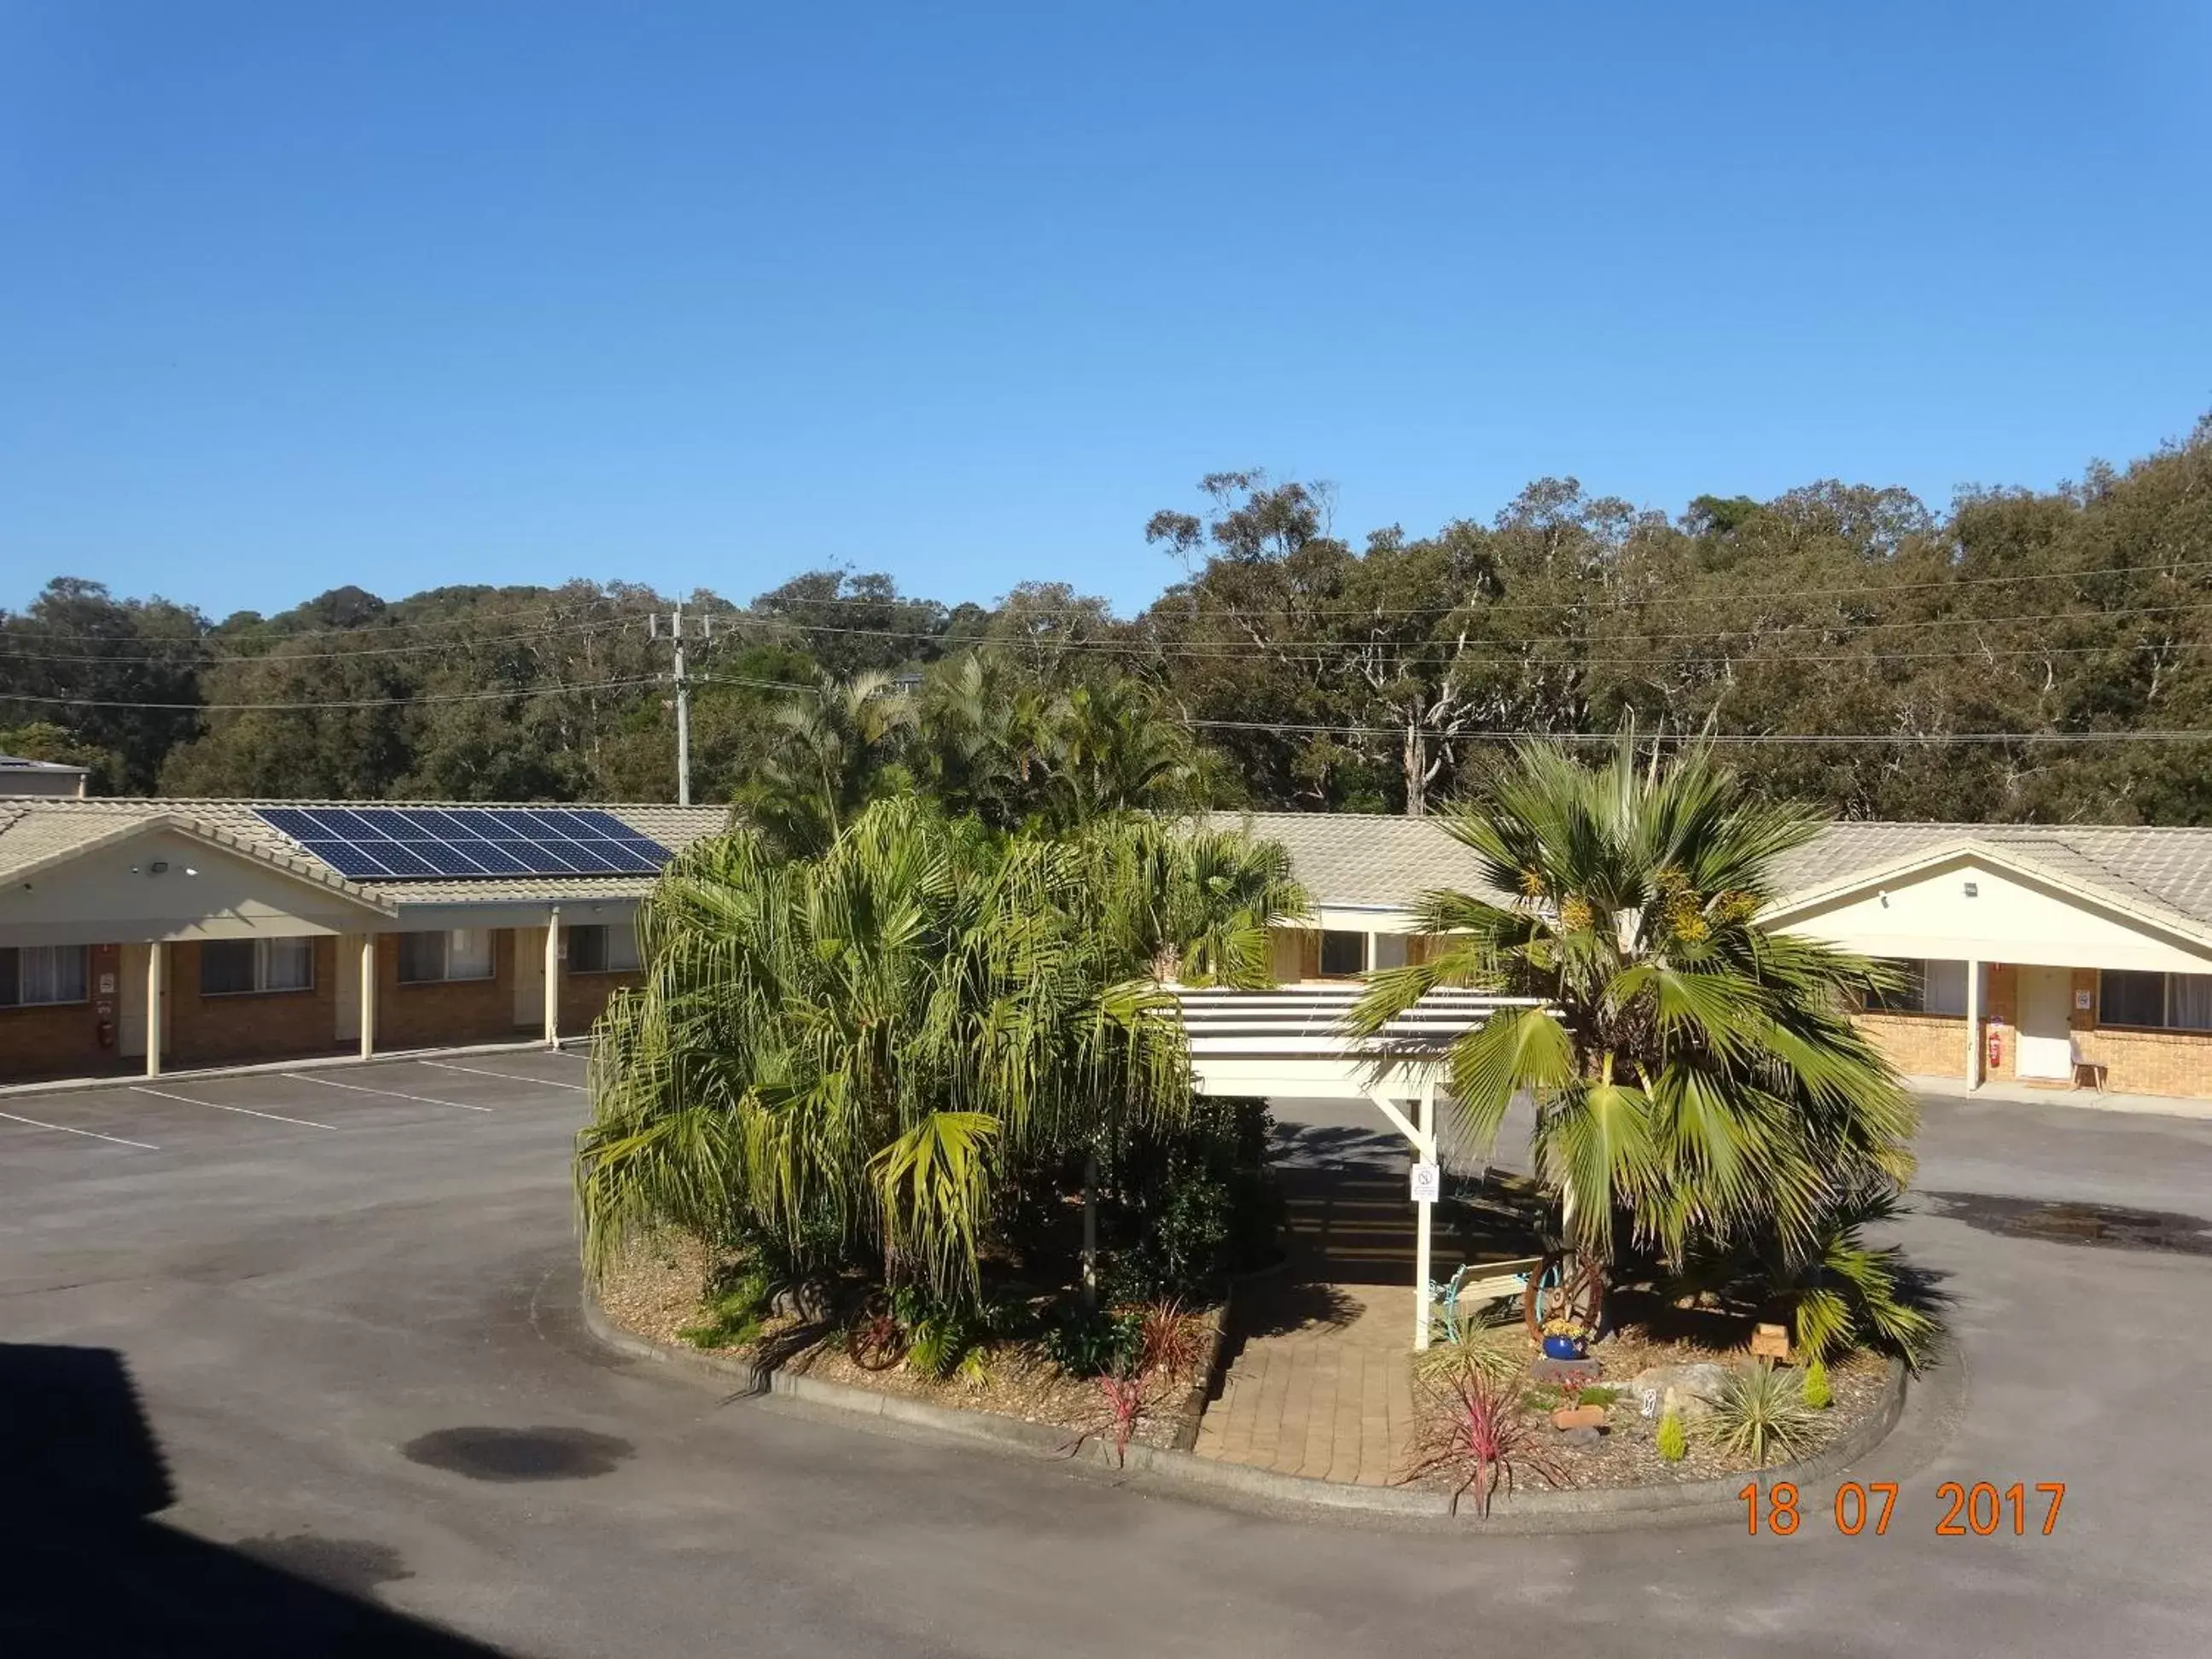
[575,796,1304,1306]
[1348,735,1918,1307]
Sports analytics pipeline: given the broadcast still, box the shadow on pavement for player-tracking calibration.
[0,1342,509,1657]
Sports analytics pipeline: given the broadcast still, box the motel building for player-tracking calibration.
[8,792,2212,1105]
[1218,812,2212,1104]
[0,797,730,1084]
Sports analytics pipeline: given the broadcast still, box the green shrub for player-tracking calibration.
[1707,1364,1821,1467]
[1576,1385,1621,1407]
[1656,1409,1688,1463]
[1802,1356,1832,1411]
[1043,1303,1144,1378]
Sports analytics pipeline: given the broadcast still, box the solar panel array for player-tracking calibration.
[252,806,672,881]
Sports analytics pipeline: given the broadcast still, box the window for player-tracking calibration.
[399,928,496,984]
[1866,958,1968,1016]
[568,923,641,975]
[0,945,89,1008]
[2098,969,2212,1031]
[1318,930,1368,977]
[199,937,314,996]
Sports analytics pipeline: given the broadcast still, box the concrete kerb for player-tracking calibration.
[0,1036,595,1100]
[579,1276,1925,1533]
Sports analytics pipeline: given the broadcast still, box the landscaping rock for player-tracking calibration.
[1626,1362,1731,1418]
[1557,1426,1603,1446]
[1529,1356,1604,1387]
[1551,1404,1607,1431]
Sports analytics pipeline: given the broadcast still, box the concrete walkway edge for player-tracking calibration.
[579,1277,1923,1532]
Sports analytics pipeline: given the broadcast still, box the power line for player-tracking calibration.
[736,613,2212,668]
[1184,717,2212,747]
[0,676,665,713]
[0,617,640,667]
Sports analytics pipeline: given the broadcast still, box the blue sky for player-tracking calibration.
[3,2,2206,620]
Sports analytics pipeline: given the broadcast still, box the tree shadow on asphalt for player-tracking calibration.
[0,1342,508,1657]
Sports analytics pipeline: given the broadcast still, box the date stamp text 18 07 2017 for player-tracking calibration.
[1739,1481,2066,1537]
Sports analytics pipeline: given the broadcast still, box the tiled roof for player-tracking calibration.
[0,798,735,908]
[1218,809,2212,940]
[1207,812,1499,909]
[1769,821,2212,935]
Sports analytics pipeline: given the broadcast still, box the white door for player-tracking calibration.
[2015,965,2074,1081]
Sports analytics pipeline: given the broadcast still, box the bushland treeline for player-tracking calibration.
[6,416,2209,823]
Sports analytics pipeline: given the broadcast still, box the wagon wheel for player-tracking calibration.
[844,1292,907,1371]
[1521,1249,1606,1342]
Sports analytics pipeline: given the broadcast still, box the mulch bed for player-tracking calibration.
[1406,1324,1894,1495]
[593,1231,1215,1453]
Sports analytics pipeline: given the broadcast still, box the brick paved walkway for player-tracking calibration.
[1194,1126,1538,1487]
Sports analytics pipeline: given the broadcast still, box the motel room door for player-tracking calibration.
[2015,965,2075,1081]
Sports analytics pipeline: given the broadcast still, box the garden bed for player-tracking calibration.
[594,1231,1225,1454]
[1406,1324,1895,1499]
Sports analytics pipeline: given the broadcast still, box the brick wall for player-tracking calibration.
[0,942,121,1082]
[377,929,521,1050]
[559,967,639,1035]
[2071,967,2212,1097]
[167,937,342,1066]
[0,996,108,1080]
[1855,1010,1967,1079]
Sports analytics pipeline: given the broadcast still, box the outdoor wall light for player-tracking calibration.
[1964,882,1979,897]
[148,861,168,875]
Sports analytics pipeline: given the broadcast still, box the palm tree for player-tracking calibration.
[735,670,916,855]
[1348,736,1924,1352]
[574,795,1304,1306]
[915,653,1053,830]
[1040,678,1203,830]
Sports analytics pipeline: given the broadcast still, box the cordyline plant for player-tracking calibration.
[1400,1370,1568,1517]
[574,795,1303,1308]
[1349,734,1931,1358]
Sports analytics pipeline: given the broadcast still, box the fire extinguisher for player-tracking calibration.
[1986,1026,2003,1071]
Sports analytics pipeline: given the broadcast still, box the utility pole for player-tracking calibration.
[672,600,690,806]
[651,603,710,806]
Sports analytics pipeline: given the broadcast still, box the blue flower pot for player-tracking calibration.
[1542,1334,1586,1360]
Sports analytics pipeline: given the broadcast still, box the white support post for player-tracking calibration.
[544,909,562,1048]
[358,934,377,1059]
[144,941,163,1078]
[1412,1079,1437,1352]
[1965,958,1982,1090]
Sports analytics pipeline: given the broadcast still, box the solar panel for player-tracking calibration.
[254,806,675,882]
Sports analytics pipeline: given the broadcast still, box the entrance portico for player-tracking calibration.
[1175,982,1542,1350]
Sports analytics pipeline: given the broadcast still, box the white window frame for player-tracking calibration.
[2098,969,2212,1033]
[199,937,316,997]
[398,928,498,985]
[568,922,642,975]
[0,944,90,1008]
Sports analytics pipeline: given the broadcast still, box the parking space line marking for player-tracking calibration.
[417,1061,587,1091]
[0,1109,160,1150]
[131,1086,336,1131]
[303,1074,492,1113]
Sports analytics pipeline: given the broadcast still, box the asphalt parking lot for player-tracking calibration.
[3,1062,2211,1656]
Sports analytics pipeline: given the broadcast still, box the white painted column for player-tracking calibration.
[1965,958,1982,1090]
[1412,1080,1436,1352]
[144,941,163,1078]
[359,934,377,1059]
[544,908,561,1048]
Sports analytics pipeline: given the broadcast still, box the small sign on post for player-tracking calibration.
[1410,1161,1441,1203]
[1750,1322,1791,1362]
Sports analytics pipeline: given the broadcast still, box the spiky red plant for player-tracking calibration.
[1400,1370,1569,1516]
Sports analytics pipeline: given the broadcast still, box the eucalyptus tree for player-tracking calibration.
[1348,734,1934,1359]
[574,796,1304,1307]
